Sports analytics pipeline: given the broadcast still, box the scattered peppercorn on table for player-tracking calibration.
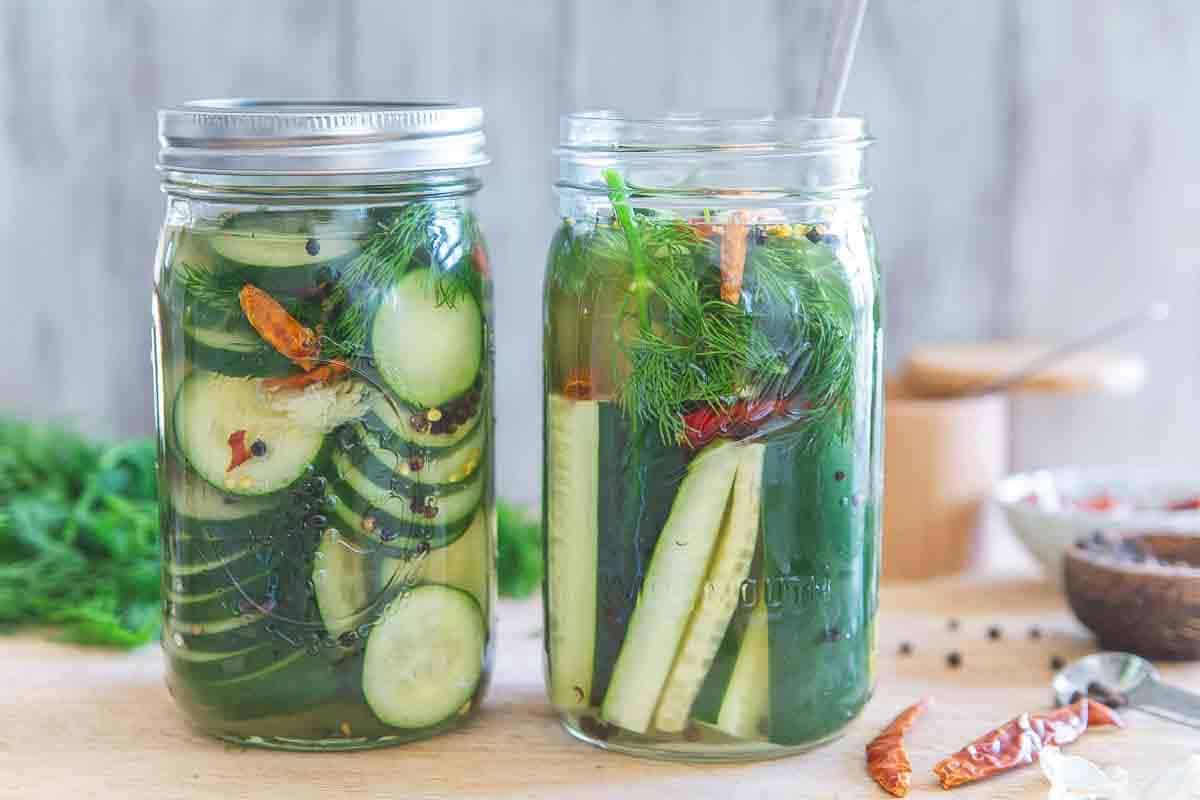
[1,577,1195,799]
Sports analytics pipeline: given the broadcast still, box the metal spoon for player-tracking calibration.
[968,302,1169,396]
[1053,651,1200,730]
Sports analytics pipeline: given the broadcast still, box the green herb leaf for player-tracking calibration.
[496,500,542,599]
[0,420,160,648]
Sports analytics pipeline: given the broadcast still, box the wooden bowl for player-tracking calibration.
[1064,532,1200,660]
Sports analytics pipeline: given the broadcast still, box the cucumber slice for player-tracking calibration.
[165,612,270,653]
[379,510,490,609]
[328,491,476,553]
[168,468,278,530]
[168,649,342,722]
[357,420,485,487]
[166,544,262,577]
[545,395,599,711]
[363,391,482,450]
[162,636,286,682]
[182,319,295,379]
[337,429,482,497]
[600,440,742,734]
[654,443,764,732]
[313,530,371,638]
[362,585,485,729]
[174,371,326,496]
[164,553,282,596]
[165,573,272,624]
[211,210,361,269]
[330,448,483,533]
[371,269,483,408]
[712,598,769,739]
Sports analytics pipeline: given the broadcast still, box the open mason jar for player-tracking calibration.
[153,101,494,750]
[543,112,883,761]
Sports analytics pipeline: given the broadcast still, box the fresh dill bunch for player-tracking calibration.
[0,420,160,648]
[325,203,437,359]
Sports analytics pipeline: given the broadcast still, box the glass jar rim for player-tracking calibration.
[158,99,488,176]
[558,111,871,154]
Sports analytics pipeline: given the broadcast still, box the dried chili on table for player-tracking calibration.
[933,699,1123,790]
[867,698,931,797]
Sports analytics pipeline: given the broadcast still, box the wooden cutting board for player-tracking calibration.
[1,577,1195,800]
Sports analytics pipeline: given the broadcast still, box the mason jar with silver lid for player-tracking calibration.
[153,100,494,750]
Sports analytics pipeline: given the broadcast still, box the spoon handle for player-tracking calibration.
[1131,679,1200,730]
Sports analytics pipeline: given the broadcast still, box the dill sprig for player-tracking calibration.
[743,236,857,443]
[173,261,243,310]
[325,203,437,359]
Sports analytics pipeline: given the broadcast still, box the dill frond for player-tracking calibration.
[173,261,243,311]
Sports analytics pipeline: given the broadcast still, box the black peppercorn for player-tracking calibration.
[947,651,963,669]
[805,227,823,244]
[337,631,357,648]
[379,528,399,542]
[305,238,320,256]
[834,470,846,481]
[250,439,267,457]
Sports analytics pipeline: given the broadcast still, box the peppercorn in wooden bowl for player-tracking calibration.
[1064,531,1200,661]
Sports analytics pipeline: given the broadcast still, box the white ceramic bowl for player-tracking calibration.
[993,467,1200,586]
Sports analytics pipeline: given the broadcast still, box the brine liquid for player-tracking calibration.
[153,206,494,750]
[543,215,882,760]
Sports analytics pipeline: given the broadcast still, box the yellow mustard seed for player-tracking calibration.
[340,721,352,737]
[426,408,443,422]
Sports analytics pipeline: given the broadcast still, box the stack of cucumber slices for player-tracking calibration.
[159,207,492,740]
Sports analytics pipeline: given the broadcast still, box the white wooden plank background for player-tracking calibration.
[0,0,1197,511]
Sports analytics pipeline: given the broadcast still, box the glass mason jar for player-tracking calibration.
[152,101,495,750]
[542,113,883,761]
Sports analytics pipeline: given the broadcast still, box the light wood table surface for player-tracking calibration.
[2,577,1195,799]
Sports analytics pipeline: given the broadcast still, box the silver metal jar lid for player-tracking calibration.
[158,100,487,176]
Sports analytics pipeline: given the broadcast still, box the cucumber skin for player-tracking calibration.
[166,649,344,722]
[337,431,482,497]
[760,435,873,746]
[361,400,483,453]
[183,334,296,379]
[589,405,688,707]
[165,573,273,624]
[600,441,742,734]
[327,483,476,552]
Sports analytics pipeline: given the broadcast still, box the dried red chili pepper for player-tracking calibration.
[933,699,1122,790]
[1167,496,1200,511]
[562,367,594,401]
[718,211,748,304]
[262,360,350,392]
[226,429,251,472]
[681,398,790,449]
[238,284,320,371]
[866,698,930,797]
[471,244,490,277]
